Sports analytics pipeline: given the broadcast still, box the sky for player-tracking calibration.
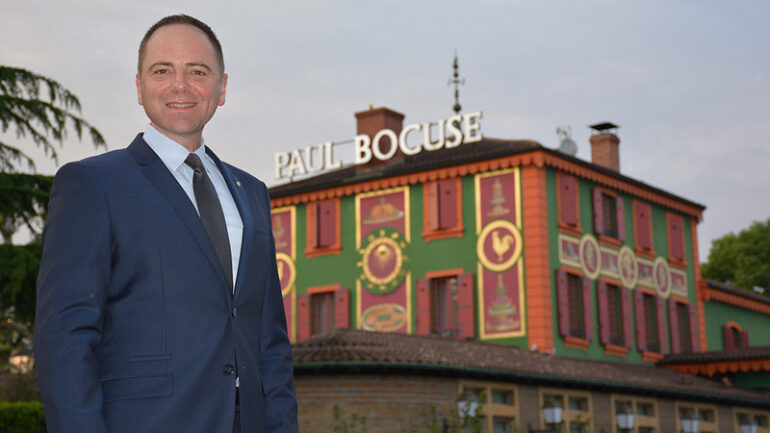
[2,1,769,261]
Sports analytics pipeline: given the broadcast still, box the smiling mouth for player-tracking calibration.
[167,103,196,108]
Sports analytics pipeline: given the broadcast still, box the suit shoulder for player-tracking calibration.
[57,148,133,177]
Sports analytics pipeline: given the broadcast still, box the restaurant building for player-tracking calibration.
[269,107,770,432]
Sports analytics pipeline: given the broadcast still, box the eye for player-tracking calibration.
[152,68,169,75]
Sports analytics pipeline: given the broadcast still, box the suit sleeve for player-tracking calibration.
[34,162,111,433]
[257,183,299,433]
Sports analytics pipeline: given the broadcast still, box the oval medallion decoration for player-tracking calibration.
[653,256,672,297]
[579,234,602,280]
[618,245,638,288]
[275,252,296,297]
[361,303,406,332]
[358,228,408,295]
[477,219,523,272]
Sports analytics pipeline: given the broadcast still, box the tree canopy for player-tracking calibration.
[0,65,106,359]
[702,217,770,293]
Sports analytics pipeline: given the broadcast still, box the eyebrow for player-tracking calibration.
[146,62,214,72]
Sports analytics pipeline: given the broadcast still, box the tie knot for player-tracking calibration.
[185,153,205,175]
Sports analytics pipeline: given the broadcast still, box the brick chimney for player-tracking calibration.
[354,107,405,169]
[589,122,620,172]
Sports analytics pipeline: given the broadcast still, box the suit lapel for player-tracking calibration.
[206,147,255,299]
[128,135,231,293]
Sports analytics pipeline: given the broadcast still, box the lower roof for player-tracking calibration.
[292,329,770,408]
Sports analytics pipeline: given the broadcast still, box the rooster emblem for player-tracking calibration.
[492,229,514,262]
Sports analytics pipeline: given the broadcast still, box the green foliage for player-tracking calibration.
[702,218,770,292]
[0,401,45,433]
[0,243,40,353]
[0,173,52,242]
[0,66,105,172]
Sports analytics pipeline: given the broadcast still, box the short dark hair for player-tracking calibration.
[138,14,224,75]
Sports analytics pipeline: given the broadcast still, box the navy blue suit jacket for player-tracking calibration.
[34,135,297,433]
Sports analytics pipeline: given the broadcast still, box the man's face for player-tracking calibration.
[136,24,227,148]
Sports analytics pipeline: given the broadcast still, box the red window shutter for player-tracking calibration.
[560,175,579,226]
[669,215,684,261]
[635,203,652,250]
[417,278,431,336]
[307,203,319,249]
[741,330,750,348]
[334,288,349,330]
[621,287,633,349]
[438,180,458,229]
[668,299,681,355]
[317,200,336,247]
[556,270,570,337]
[425,182,439,231]
[656,296,668,354]
[298,293,311,342]
[616,196,626,242]
[597,281,610,345]
[582,277,593,342]
[593,188,604,235]
[723,324,735,350]
[688,303,699,352]
[634,290,647,352]
[457,273,475,340]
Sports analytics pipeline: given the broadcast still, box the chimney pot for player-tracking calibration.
[354,107,405,169]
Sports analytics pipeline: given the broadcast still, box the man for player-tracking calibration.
[34,15,297,433]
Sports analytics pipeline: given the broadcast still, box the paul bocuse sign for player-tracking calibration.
[274,111,483,180]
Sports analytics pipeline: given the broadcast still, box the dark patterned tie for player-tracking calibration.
[185,153,233,290]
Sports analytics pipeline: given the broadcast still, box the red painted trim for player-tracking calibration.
[522,165,553,353]
[663,359,770,377]
[564,335,590,351]
[307,283,342,295]
[642,351,664,363]
[305,198,342,259]
[556,172,581,231]
[423,178,465,242]
[604,344,629,359]
[424,268,465,280]
[705,285,770,315]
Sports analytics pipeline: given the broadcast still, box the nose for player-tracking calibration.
[172,71,190,92]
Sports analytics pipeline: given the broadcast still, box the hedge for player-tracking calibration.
[0,401,46,433]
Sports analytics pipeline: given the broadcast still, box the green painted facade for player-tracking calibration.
[704,300,770,350]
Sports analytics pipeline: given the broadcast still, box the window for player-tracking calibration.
[568,274,584,338]
[735,410,770,433]
[417,272,475,339]
[593,188,625,243]
[305,199,341,258]
[723,321,750,350]
[541,390,591,433]
[296,285,349,341]
[459,381,518,433]
[643,294,659,352]
[668,298,698,354]
[431,277,459,337]
[423,178,464,241]
[556,269,593,350]
[634,290,668,360]
[633,201,653,254]
[598,281,632,356]
[557,173,580,234]
[667,212,686,266]
[676,404,718,433]
[612,396,659,433]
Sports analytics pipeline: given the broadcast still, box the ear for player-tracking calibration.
[218,73,228,106]
[136,73,143,106]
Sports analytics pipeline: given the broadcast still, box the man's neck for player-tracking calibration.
[150,122,202,152]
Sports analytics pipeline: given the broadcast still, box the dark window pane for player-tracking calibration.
[568,274,584,338]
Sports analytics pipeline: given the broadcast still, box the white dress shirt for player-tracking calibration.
[143,125,243,292]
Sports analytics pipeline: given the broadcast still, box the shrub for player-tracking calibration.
[0,401,46,433]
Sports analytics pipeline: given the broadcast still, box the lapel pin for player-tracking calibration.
[236,181,242,187]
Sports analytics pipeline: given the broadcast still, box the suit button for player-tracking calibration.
[232,306,238,318]
[223,364,235,375]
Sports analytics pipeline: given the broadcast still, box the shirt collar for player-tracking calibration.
[143,124,208,172]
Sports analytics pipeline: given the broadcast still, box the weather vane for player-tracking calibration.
[448,50,465,114]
